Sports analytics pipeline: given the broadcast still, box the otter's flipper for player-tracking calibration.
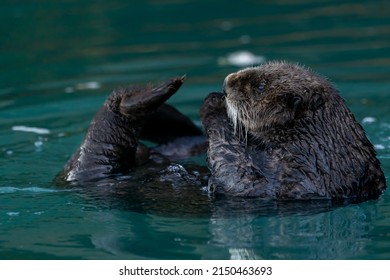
[61,77,185,182]
[119,77,184,120]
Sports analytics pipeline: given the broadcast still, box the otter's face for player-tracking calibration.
[224,62,329,135]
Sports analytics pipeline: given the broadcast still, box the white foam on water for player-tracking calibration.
[12,126,50,135]
[65,81,101,93]
[76,81,101,90]
[218,50,266,67]
[362,117,376,124]
[6,212,20,217]
[0,186,58,194]
[374,144,385,150]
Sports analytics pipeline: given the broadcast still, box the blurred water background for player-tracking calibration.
[0,0,389,259]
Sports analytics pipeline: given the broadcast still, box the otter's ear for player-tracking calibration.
[287,95,303,114]
[309,93,325,111]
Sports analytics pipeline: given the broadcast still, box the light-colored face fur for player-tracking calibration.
[224,61,332,139]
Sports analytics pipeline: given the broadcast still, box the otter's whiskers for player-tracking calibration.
[226,99,249,144]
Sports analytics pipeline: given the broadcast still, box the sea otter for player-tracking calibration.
[60,77,206,183]
[200,61,386,201]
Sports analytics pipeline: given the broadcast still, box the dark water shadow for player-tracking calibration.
[61,169,350,219]
[51,166,387,259]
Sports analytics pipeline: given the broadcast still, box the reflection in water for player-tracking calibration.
[209,203,378,259]
[66,171,380,259]
[1,0,389,260]
[83,191,380,259]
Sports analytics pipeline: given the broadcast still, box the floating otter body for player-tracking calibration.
[60,77,206,183]
[200,62,386,200]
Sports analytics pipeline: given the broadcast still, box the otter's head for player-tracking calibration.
[224,61,334,136]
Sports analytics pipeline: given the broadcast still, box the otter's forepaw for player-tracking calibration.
[199,92,226,121]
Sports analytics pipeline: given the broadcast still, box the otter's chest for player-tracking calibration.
[250,145,326,199]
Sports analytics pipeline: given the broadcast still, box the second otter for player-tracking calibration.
[200,61,386,201]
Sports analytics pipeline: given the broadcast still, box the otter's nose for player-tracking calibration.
[223,72,239,91]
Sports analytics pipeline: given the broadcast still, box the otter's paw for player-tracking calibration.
[199,92,226,122]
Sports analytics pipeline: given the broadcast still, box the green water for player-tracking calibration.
[0,0,389,259]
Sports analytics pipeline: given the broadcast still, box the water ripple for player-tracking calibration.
[0,186,59,194]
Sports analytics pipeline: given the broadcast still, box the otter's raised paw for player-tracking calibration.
[199,92,227,122]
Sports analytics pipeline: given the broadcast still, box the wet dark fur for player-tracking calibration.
[200,61,386,200]
[60,77,204,182]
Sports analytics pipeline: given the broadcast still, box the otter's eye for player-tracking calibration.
[256,83,266,93]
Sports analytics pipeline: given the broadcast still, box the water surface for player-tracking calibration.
[1,0,389,259]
